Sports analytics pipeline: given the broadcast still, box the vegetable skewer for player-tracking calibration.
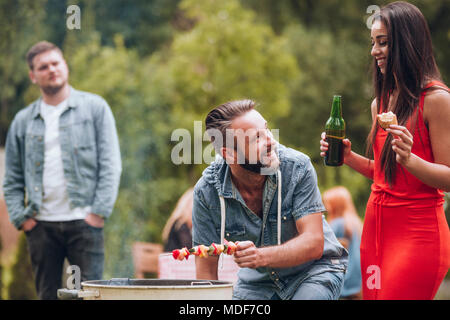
[172,240,238,261]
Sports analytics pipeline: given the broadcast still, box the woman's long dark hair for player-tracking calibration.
[366,1,442,186]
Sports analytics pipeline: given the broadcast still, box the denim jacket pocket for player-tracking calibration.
[71,120,98,179]
[71,119,96,147]
[215,224,246,243]
[268,209,298,244]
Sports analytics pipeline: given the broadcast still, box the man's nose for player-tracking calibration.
[266,130,276,144]
[264,132,275,149]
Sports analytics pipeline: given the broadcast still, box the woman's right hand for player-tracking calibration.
[320,132,352,160]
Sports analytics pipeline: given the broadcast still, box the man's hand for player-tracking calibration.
[233,241,267,269]
[235,213,324,269]
[21,218,37,232]
[85,213,104,228]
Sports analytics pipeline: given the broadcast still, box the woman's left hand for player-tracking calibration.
[386,124,414,166]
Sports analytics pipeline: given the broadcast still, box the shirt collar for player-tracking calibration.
[31,86,78,119]
[221,163,278,200]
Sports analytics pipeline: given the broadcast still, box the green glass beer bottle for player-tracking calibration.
[325,95,345,166]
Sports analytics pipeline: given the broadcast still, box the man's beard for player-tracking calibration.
[41,82,65,96]
[239,161,265,174]
[237,148,279,175]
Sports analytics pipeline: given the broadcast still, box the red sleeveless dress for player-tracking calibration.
[360,81,450,300]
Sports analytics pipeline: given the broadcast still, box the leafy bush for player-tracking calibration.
[7,234,37,300]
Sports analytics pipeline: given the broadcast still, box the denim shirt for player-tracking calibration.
[3,87,122,229]
[192,144,348,300]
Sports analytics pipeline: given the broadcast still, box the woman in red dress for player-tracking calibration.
[320,1,450,299]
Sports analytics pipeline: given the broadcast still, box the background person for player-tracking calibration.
[162,187,194,252]
[3,41,122,299]
[323,186,363,299]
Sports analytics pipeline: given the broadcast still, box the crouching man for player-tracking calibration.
[193,100,348,300]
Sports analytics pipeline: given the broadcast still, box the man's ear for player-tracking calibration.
[29,69,36,84]
[221,147,236,164]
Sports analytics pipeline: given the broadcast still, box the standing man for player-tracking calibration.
[3,41,122,299]
[193,100,347,300]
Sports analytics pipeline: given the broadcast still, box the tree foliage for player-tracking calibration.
[0,0,46,145]
[7,234,37,300]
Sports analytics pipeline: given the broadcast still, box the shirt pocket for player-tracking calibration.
[71,119,96,148]
[215,224,246,243]
[71,119,97,178]
[268,208,298,244]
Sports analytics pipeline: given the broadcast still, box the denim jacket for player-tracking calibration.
[3,87,122,229]
[192,144,348,299]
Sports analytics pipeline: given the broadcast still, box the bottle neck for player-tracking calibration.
[330,97,342,118]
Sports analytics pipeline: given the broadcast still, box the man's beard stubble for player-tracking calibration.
[41,78,67,96]
[236,148,279,176]
[239,161,265,174]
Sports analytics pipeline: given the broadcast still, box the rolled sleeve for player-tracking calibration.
[192,188,220,247]
[292,159,326,220]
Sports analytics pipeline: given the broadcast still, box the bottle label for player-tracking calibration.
[325,134,344,140]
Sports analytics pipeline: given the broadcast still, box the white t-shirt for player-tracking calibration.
[36,99,91,221]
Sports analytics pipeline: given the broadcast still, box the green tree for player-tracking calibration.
[0,0,46,145]
[154,0,299,183]
[91,0,181,56]
[8,234,37,300]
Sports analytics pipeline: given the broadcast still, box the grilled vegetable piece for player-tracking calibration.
[172,241,238,261]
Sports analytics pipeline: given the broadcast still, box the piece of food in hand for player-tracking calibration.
[208,243,224,256]
[224,239,238,255]
[190,245,209,258]
[377,111,398,130]
[172,247,190,261]
[198,245,209,258]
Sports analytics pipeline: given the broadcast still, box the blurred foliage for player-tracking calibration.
[155,0,298,179]
[7,234,37,300]
[1,0,449,279]
[0,0,47,145]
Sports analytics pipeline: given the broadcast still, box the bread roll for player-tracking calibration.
[377,111,398,129]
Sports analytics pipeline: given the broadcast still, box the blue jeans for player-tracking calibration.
[233,270,345,300]
[289,271,345,300]
[25,220,104,300]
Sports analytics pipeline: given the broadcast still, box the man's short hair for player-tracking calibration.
[205,99,256,152]
[26,41,63,70]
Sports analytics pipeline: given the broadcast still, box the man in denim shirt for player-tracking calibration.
[3,41,121,299]
[193,100,347,300]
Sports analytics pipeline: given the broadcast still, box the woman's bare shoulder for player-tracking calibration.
[423,88,450,122]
